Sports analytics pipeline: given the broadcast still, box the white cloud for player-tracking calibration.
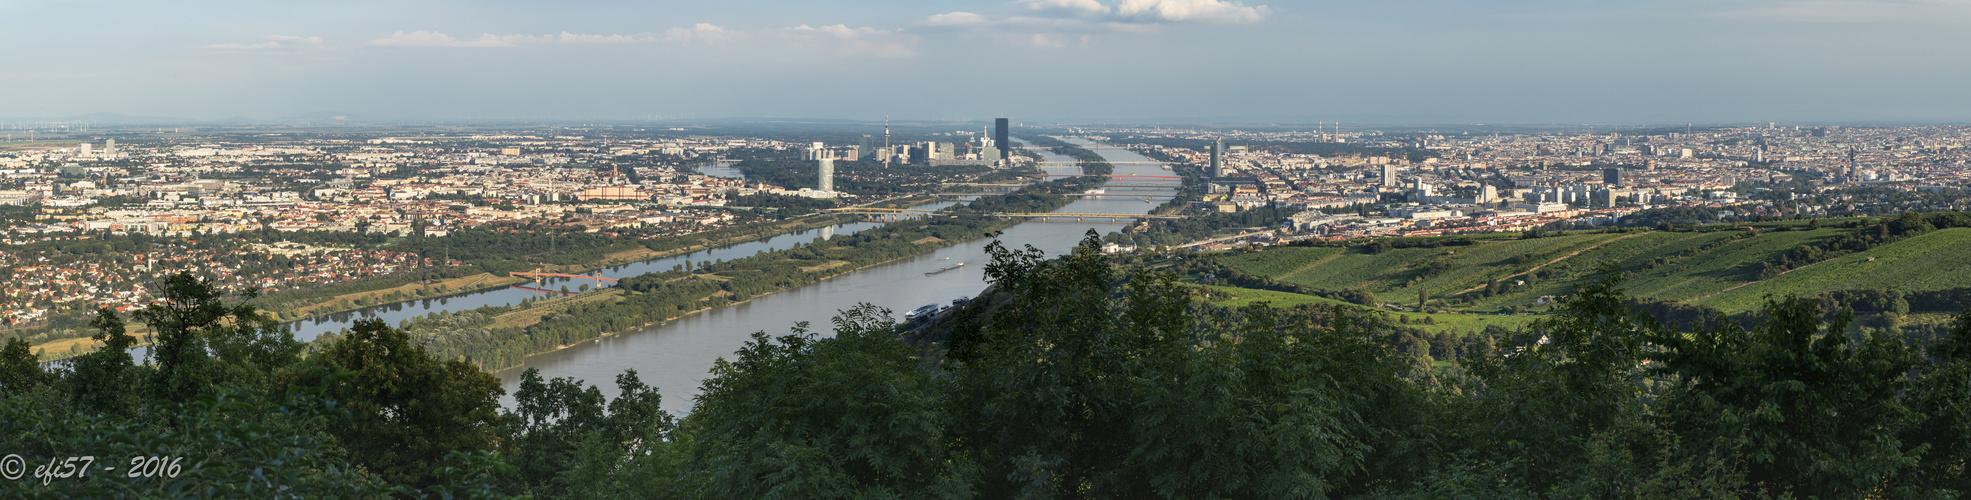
[364,27,750,48]
[925,12,989,26]
[552,32,645,44]
[915,0,1262,48]
[1114,0,1271,23]
[663,23,741,44]
[199,35,327,50]
[1021,0,1111,17]
[366,31,524,48]
[781,24,917,58]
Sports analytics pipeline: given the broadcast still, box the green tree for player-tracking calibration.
[679,304,966,497]
[1454,264,1660,492]
[1650,296,1927,496]
[65,308,144,413]
[503,367,676,498]
[1899,309,1971,491]
[287,318,505,489]
[0,336,43,394]
[133,272,301,402]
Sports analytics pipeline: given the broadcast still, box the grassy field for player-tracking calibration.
[1218,246,1343,281]
[1620,228,1842,304]
[1256,233,1620,304]
[1196,284,1541,335]
[1198,284,1357,309]
[1699,228,1971,312]
[1217,225,1969,316]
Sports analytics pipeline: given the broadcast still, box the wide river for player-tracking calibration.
[84,141,1173,385]
[280,155,942,341]
[493,140,1179,413]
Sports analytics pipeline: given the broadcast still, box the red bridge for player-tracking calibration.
[511,272,619,282]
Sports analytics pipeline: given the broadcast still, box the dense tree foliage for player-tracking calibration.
[1618,206,1722,228]
[0,272,513,497]
[283,318,505,488]
[1113,204,1303,248]
[7,228,1970,497]
[725,193,837,216]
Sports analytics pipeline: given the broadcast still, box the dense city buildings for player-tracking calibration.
[1107,124,1971,240]
[6,122,1971,330]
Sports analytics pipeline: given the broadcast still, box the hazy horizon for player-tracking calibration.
[5,0,1970,125]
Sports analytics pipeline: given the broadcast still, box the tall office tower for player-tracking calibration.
[1603,167,1621,186]
[79,142,91,155]
[1381,164,1398,187]
[1480,184,1498,203]
[105,138,115,155]
[1754,148,1764,163]
[818,159,834,193]
[994,118,1009,159]
[1210,138,1224,177]
[858,135,875,162]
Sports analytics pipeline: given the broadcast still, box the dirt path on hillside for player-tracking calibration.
[1687,253,1840,303]
[1449,233,1644,297]
[1277,250,1347,282]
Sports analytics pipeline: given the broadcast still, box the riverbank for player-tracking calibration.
[532,214,859,276]
[494,140,1179,415]
[263,213,860,323]
[406,175,1107,372]
[472,224,1025,372]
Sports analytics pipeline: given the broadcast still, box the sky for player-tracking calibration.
[2,0,1969,125]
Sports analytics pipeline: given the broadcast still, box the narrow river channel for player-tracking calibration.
[496,140,1181,414]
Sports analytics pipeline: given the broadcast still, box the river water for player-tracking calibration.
[95,161,945,365]
[496,140,1180,414]
[284,220,894,342]
[275,155,944,341]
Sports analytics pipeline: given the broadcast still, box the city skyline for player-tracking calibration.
[4,0,1971,124]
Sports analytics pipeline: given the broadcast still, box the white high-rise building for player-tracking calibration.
[818,159,834,193]
[79,142,91,155]
[105,139,116,155]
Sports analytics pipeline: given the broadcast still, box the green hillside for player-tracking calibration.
[1221,232,1619,305]
[1699,227,1971,312]
[1220,224,1970,316]
[1196,281,1541,335]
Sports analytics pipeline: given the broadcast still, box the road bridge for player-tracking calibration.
[933,193,1176,198]
[511,272,620,283]
[1039,174,1185,179]
[827,207,1182,221]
